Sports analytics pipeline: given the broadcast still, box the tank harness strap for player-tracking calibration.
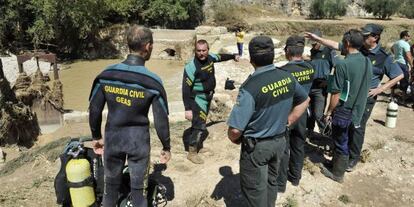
[67,176,94,188]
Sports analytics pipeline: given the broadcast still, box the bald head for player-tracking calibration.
[126,25,153,53]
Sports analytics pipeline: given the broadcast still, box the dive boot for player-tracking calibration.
[187,146,204,164]
[320,153,348,183]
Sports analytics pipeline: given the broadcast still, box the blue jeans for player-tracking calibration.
[331,106,354,156]
[397,63,410,92]
[237,43,243,56]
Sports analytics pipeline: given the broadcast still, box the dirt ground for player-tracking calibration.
[0,85,414,207]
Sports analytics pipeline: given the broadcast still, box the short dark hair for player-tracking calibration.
[285,46,304,57]
[400,30,410,39]
[126,25,153,52]
[343,29,364,49]
[196,39,209,49]
[251,53,274,67]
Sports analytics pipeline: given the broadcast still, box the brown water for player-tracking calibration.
[59,58,185,111]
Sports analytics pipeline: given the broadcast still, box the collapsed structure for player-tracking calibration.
[0,52,64,147]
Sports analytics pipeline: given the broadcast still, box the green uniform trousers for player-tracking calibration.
[240,136,286,207]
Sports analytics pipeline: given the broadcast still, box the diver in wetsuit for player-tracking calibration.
[89,25,171,207]
[182,39,239,164]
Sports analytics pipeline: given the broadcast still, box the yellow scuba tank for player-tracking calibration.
[66,148,96,207]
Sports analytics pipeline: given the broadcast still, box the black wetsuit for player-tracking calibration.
[182,53,235,149]
[89,55,170,207]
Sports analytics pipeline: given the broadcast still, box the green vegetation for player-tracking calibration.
[309,0,347,19]
[363,0,399,19]
[338,194,351,204]
[283,195,299,207]
[209,0,247,31]
[400,0,414,19]
[0,0,204,58]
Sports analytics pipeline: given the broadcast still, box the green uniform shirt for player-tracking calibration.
[331,52,373,126]
[228,64,308,138]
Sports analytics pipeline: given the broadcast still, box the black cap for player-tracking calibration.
[361,23,383,36]
[285,35,305,49]
[309,29,322,44]
[249,36,274,55]
[312,29,323,38]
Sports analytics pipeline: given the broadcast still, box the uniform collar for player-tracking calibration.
[122,54,146,66]
[369,43,381,54]
[345,52,361,58]
[287,60,305,65]
[252,64,275,76]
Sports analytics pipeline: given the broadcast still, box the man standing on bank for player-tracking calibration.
[305,23,403,172]
[392,30,413,95]
[227,36,309,207]
[182,39,239,164]
[320,29,373,182]
[89,25,171,207]
[277,35,315,191]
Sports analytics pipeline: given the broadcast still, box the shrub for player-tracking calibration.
[309,0,346,19]
[210,0,247,30]
[363,0,400,19]
[400,0,414,19]
[144,0,204,28]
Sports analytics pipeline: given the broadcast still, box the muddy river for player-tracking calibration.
[59,58,184,111]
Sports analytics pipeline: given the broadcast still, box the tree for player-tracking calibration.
[144,0,204,28]
[325,0,347,19]
[0,0,34,51]
[103,0,148,23]
[309,0,346,19]
[0,0,205,57]
[27,0,108,56]
[363,0,400,19]
[309,0,326,19]
[400,0,414,19]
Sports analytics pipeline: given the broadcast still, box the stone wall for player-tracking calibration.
[98,25,196,61]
